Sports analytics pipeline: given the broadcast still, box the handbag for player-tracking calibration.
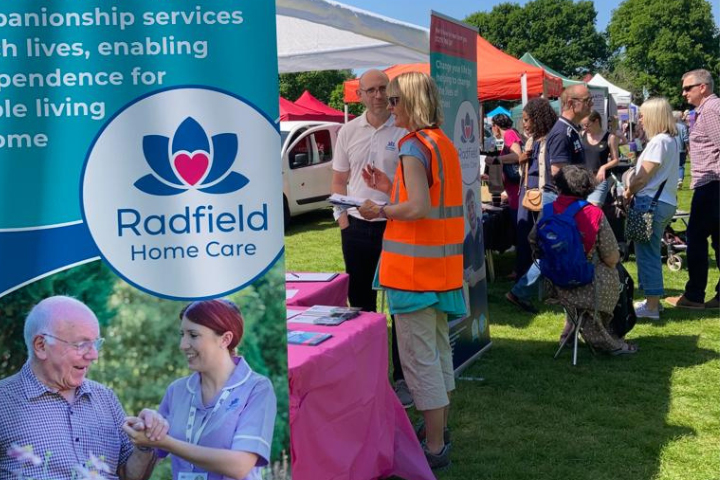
[625,180,667,243]
[521,137,546,212]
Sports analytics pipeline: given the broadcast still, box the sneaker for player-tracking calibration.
[505,291,539,314]
[423,443,451,470]
[634,300,660,320]
[705,297,720,309]
[414,419,451,445]
[393,380,414,409]
[666,295,705,310]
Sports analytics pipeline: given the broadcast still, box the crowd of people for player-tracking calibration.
[329,67,719,470]
[1,69,716,476]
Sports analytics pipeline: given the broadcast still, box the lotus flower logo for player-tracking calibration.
[460,112,476,144]
[135,117,249,195]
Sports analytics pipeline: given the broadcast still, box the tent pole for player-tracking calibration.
[521,73,528,106]
[344,104,349,123]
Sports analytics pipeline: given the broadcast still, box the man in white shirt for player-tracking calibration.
[331,69,410,406]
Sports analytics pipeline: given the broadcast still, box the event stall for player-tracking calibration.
[279,91,350,122]
[276,0,429,73]
[342,35,563,102]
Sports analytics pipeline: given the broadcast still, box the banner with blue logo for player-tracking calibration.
[430,12,491,373]
[0,1,289,476]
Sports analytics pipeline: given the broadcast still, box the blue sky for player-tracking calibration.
[338,0,719,32]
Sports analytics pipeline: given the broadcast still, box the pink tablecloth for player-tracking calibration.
[287,312,434,480]
[286,273,350,307]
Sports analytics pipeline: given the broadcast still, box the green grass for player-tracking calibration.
[284,178,719,480]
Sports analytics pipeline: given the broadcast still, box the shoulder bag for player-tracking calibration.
[625,179,667,243]
[521,137,546,212]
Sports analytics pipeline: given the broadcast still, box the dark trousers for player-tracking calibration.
[341,216,404,381]
[684,181,720,302]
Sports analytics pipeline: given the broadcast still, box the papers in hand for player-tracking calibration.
[328,193,386,209]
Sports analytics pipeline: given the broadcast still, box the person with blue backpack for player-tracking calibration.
[531,166,637,354]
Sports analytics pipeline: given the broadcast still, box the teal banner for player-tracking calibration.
[430,12,491,373]
[0,2,289,478]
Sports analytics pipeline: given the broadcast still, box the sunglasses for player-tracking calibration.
[388,96,400,107]
[682,83,703,93]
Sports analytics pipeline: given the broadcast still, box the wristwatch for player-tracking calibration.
[379,205,387,219]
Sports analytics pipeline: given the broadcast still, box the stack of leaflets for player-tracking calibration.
[287,330,333,346]
[287,305,361,326]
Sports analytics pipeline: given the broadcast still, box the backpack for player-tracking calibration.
[608,263,637,338]
[536,200,595,288]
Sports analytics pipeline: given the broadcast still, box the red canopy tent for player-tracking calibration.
[295,90,353,121]
[344,35,562,103]
[279,96,331,122]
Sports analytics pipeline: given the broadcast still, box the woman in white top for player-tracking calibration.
[624,98,679,319]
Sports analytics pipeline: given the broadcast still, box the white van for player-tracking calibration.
[281,121,342,226]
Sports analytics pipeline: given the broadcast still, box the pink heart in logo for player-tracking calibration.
[174,152,209,186]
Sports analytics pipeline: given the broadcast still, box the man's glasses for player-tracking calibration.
[359,86,387,96]
[682,83,702,93]
[572,97,593,105]
[388,96,400,107]
[41,333,104,354]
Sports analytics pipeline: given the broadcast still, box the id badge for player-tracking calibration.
[179,472,208,480]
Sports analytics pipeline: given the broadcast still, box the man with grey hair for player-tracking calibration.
[673,110,689,187]
[667,69,720,310]
[0,296,166,480]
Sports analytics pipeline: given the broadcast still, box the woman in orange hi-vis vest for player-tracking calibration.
[358,72,464,471]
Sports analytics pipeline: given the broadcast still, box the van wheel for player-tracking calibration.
[283,197,290,229]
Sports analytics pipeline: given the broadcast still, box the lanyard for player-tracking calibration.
[185,389,233,445]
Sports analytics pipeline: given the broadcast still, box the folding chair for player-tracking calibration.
[553,306,595,365]
[552,282,599,366]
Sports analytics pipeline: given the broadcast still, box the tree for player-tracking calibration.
[465,0,609,76]
[279,70,354,103]
[607,0,720,105]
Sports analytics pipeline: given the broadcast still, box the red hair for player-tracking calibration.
[180,299,244,352]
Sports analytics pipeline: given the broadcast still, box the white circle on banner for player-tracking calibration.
[453,100,480,186]
[82,87,283,300]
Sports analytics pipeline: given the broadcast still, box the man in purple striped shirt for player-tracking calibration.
[667,69,720,310]
[0,296,164,480]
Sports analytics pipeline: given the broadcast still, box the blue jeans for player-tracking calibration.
[678,152,687,184]
[634,198,676,296]
[587,179,609,205]
[511,190,558,301]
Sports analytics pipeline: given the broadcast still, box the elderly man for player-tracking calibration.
[506,84,591,313]
[0,296,166,480]
[667,69,720,310]
[331,69,411,406]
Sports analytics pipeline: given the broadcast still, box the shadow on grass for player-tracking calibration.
[437,334,718,480]
[285,208,335,235]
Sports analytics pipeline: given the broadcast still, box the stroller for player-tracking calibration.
[606,172,689,270]
[662,211,690,271]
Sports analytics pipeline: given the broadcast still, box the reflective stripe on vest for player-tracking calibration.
[382,239,464,258]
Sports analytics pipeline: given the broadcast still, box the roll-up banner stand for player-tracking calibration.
[430,12,492,375]
[0,1,289,477]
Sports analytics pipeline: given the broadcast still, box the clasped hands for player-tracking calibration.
[122,408,170,449]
